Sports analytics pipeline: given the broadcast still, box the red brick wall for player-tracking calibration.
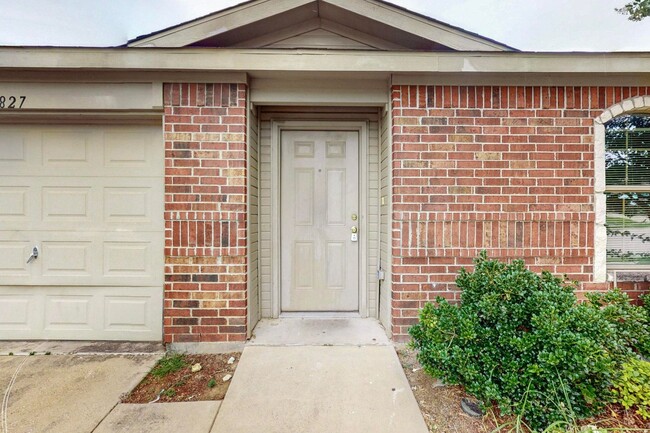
[612,281,650,302]
[390,85,650,340]
[163,83,248,344]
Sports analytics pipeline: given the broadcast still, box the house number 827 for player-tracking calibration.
[0,96,27,109]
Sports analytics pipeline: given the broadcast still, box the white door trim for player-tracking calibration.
[270,120,369,318]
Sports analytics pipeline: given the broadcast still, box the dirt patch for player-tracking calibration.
[397,346,498,433]
[579,404,650,431]
[122,353,240,403]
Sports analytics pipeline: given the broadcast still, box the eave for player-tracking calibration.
[1,48,649,75]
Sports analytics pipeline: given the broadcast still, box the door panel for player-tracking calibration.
[281,130,359,311]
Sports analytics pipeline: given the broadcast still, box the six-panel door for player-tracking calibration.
[280,130,360,312]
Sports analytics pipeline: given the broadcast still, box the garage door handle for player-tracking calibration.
[26,246,39,264]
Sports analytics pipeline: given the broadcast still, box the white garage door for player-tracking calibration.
[0,124,164,341]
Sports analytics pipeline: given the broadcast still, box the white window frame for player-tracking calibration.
[594,96,650,283]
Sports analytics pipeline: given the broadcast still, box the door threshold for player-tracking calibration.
[279,312,362,319]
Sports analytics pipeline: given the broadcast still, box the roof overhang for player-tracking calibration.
[1,48,649,76]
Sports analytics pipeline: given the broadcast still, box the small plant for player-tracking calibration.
[163,388,176,398]
[29,351,35,356]
[207,378,217,388]
[8,352,13,356]
[151,353,187,378]
[612,358,650,420]
[45,351,51,355]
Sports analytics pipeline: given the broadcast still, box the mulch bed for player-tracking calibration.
[397,347,650,433]
[122,353,240,403]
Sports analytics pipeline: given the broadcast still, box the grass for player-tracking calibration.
[151,353,187,378]
[490,377,648,433]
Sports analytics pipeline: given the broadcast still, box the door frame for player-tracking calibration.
[270,120,369,318]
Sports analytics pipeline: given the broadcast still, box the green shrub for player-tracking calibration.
[409,252,630,431]
[640,293,650,319]
[613,358,650,419]
[585,288,650,358]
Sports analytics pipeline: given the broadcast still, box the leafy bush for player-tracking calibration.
[584,288,650,358]
[640,293,650,319]
[613,358,650,419]
[409,252,632,431]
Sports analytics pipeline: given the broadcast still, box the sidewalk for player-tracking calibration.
[1,319,428,433]
[210,344,428,433]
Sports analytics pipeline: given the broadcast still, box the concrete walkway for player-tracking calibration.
[0,319,428,433]
[211,345,428,433]
[211,318,428,433]
[0,353,158,433]
[95,402,221,433]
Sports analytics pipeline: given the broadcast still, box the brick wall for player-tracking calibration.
[612,280,650,302]
[163,83,248,343]
[390,85,650,340]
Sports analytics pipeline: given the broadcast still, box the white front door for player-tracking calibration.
[280,130,359,311]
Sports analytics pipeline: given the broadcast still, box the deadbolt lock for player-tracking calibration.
[351,214,358,221]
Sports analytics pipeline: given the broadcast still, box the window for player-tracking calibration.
[605,115,650,267]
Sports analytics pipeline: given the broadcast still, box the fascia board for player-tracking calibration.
[128,0,314,47]
[323,0,512,52]
[2,49,650,74]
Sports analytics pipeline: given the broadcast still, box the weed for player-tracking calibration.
[207,378,217,388]
[151,353,186,378]
[45,351,51,355]
[8,352,13,356]
[173,377,187,388]
[29,351,35,356]
[163,388,176,398]
[491,375,643,433]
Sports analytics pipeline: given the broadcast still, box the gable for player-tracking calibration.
[128,0,514,52]
[262,28,378,50]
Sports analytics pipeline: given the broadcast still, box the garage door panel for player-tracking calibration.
[44,294,95,331]
[0,287,161,340]
[0,126,162,178]
[0,242,31,276]
[104,183,161,225]
[1,231,162,286]
[0,130,30,164]
[104,130,159,168]
[0,295,34,330]
[0,123,163,341]
[42,241,93,277]
[42,186,93,223]
[104,296,151,331]
[42,130,93,167]
[103,241,152,277]
[0,186,29,219]
[0,177,162,232]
